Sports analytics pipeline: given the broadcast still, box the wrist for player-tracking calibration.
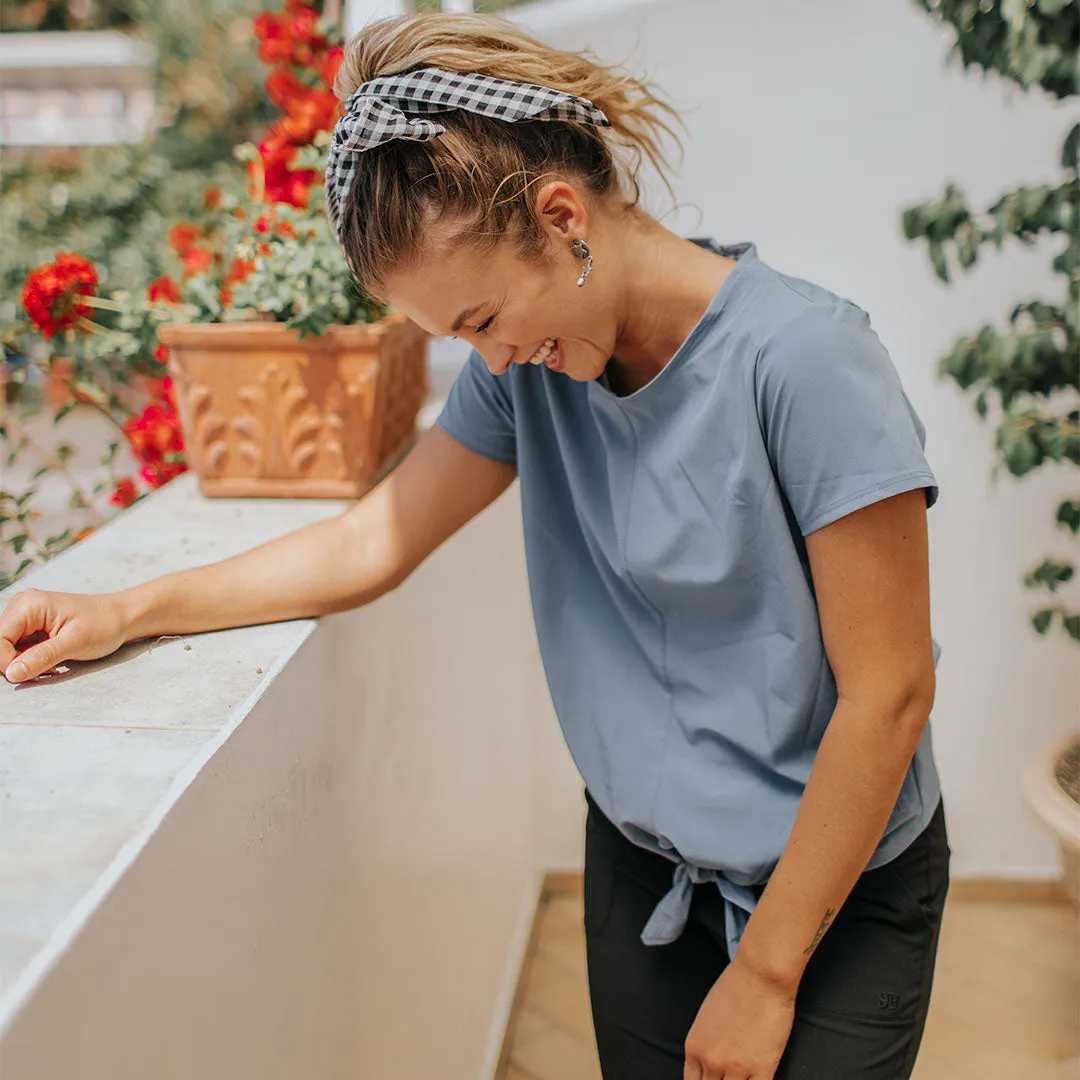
[733,940,804,1001]
[111,578,171,643]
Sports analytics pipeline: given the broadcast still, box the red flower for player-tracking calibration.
[109,477,138,508]
[278,88,339,145]
[168,222,202,257]
[122,376,187,491]
[147,274,182,304]
[253,13,294,66]
[21,252,98,338]
[275,220,297,239]
[254,213,273,234]
[265,67,309,110]
[181,246,215,279]
[139,459,187,489]
[227,257,257,283]
[318,45,343,90]
[289,8,326,63]
[154,343,170,364]
[253,7,327,71]
[203,186,222,210]
[253,137,319,208]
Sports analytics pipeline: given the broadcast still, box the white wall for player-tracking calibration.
[0,478,580,1080]
[345,0,405,37]
[507,0,1078,880]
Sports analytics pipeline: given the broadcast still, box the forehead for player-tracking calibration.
[381,231,541,337]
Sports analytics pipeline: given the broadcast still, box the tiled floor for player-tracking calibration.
[500,890,1079,1080]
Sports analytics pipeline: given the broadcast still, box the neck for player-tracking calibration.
[603,215,736,393]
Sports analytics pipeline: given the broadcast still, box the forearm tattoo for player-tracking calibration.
[803,908,837,956]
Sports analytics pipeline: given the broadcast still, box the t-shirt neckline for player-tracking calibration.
[587,240,758,408]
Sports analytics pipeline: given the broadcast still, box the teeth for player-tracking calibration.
[529,338,557,365]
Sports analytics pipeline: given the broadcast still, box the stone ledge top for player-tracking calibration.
[0,471,355,1032]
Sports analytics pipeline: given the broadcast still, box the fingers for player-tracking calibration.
[1,589,55,683]
[6,640,61,683]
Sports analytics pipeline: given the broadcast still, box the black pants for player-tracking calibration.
[583,788,951,1079]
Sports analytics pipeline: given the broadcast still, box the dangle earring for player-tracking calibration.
[571,238,594,287]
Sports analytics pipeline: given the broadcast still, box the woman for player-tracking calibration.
[0,13,951,1080]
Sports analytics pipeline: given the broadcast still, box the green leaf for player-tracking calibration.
[1062,123,1080,171]
[68,490,90,510]
[1064,614,1080,642]
[52,401,79,424]
[1024,558,1075,592]
[1032,608,1055,634]
[10,533,29,555]
[928,240,950,283]
[1057,500,1080,534]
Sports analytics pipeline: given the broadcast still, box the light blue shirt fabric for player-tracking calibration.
[435,240,943,962]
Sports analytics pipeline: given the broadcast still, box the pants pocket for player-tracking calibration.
[583,803,620,938]
[881,798,951,930]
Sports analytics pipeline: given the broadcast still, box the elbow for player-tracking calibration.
[839,663,936,732]
[890,664,936,732]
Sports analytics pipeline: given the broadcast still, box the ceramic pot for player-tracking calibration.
[1023,730,1080,910]
[158,315,429,499]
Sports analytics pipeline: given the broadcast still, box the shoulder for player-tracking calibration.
[753,294,899,408]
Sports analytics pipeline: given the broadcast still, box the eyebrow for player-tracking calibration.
[451,304,485,334]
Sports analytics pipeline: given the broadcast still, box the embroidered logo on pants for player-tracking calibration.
[878,991,901,1011]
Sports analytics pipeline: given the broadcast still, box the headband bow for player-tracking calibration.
[324,67,611,243]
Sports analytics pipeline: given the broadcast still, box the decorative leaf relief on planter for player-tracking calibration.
[232,358,347,479]
[341,354,380,429]
[170,357,229,478]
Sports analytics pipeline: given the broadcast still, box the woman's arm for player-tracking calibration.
[2,425,516,681]
[682,487,936,1078]
[721,486,936,991]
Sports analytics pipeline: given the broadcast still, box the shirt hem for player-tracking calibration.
[801,471,938,536]
[434,415,517,467]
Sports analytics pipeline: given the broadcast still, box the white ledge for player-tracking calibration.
[0,472,351,1032]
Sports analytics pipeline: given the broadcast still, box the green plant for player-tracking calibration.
[147,140,387,336]
[902,0,1079,643]
[0,0,276,335]
[1,0,385,588]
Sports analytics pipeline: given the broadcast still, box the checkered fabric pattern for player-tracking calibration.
[324,67,612,243]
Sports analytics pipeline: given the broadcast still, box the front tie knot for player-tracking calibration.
[639,859,760,962]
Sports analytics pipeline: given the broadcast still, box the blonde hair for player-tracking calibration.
[333,12,683,299]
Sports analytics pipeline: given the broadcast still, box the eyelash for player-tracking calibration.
[475,315,495,335]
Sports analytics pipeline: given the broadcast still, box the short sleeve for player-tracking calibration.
[755,301,939,536]
[434,348,517,465]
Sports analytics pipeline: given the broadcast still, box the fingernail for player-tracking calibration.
[7,661,27,682]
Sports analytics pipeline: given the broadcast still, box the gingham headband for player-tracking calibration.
[324,67,612,242]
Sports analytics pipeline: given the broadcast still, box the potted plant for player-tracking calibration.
[152,0,429,498]
[903,0,1079,904]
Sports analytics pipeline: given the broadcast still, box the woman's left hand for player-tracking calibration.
[683,956,798,1080]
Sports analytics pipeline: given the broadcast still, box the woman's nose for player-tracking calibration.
[478,344,514,375]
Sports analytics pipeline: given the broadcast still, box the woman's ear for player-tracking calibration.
[534,179,590,244]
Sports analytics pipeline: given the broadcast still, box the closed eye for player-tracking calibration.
[475,315,494,335]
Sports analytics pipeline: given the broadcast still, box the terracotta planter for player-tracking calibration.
[1023,730,1080,910]
[158,315,429,499]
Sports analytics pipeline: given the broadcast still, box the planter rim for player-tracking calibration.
[1024,729,1080,851]
[157,313,408,349]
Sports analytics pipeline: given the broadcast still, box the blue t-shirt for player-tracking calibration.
[435,240,943,962]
